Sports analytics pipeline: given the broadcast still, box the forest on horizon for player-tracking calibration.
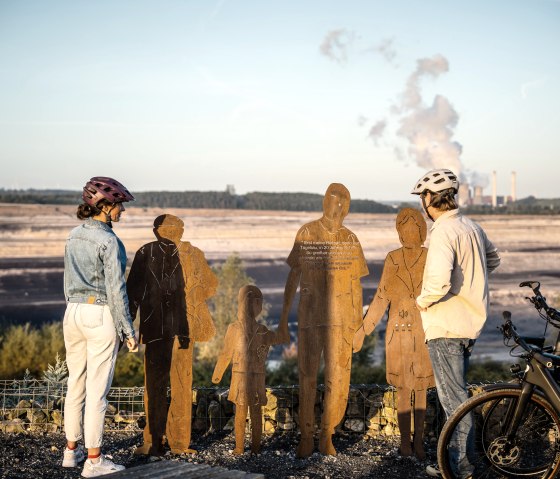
[1,188,560,214]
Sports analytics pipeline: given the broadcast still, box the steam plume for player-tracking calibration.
[368,120,387,145]
[320,29,355,64]
[395,54,462,173]
[367,37,397,64]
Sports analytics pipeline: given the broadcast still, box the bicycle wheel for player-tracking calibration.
[437,388,560,478]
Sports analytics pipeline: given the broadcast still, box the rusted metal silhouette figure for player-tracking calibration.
[127,214,218,455]
[281,183,369,457]
[354,208,434,459]
[212,285,289,455]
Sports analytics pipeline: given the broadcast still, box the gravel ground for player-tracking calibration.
[0,431,435,478]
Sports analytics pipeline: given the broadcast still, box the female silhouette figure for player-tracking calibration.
[354,208,434,459]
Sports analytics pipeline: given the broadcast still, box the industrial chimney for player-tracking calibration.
[492,171,497,208]
[458,183,470,207]
[473,186,483,205]
[511,171,517,203]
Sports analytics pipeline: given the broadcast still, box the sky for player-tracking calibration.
[0,0,559,201]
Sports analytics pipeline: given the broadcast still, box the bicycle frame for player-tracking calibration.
[502,361,560,440]
[437,281,560,478]
[487,313,560,446]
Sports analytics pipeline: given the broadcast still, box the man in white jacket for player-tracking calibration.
[412,169,501,478]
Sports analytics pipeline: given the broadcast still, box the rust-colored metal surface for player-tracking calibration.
[212,285,288,455]
[281,183,369,457]
[354,207,434,459]
[127,214,218,455]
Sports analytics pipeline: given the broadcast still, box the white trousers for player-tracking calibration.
[63,303,119,448]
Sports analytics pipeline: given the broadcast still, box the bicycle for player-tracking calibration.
[437,281,560,479]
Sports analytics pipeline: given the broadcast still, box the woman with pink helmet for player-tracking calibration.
[62,176,138,477]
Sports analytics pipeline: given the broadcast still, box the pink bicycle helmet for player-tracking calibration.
[82,176,135,207]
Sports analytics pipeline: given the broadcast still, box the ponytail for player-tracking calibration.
[76,199,112,220]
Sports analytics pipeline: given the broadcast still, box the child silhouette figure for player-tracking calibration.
[212,285,289,454]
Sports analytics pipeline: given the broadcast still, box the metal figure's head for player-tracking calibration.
[153,214,184,244]
[322,183,351,226]
[396,207,427,248]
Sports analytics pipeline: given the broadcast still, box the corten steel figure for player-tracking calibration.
[212,285,289,455]
[281,183,369,458]
[127,214,218,455]
[353,208,435,460]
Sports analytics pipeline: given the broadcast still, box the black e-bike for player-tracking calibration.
[437,281,560,478]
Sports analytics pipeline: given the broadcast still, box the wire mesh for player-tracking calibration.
[0,380,485,436]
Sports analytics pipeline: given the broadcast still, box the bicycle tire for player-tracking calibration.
[437,388,560,478]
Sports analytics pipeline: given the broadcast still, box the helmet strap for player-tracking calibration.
[102,205,116,228]
[421,194,435,222]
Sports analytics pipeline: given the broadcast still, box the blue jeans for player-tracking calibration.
[428,338,475,479]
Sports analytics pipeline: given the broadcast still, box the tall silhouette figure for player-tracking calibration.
[281,183,369,457]
[127,214,217,455]
[354,208,434,459]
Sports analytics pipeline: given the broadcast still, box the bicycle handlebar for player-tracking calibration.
[519,281,560,324]
[500,314,560,368]
[501,314,532,353]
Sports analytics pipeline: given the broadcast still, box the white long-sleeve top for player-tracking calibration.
[416,209,501,340]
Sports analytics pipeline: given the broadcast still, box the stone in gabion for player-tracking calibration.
[114,413,136,424]
[275,407,295,430]
[27,408,48,424]
[16,400,33,409]
[30,423,59,433]
[264,419,276,433]
[51,410,63,427]
[137,414,146,429]
[6,409,27,421]
[345,389,364,418]
[207,400,222,433]
[264,389,278,413]
[217,389,233,415]
[344,418,365,432]
[193,393,209,431]
[0,419,26,434]
[223,417,235,431]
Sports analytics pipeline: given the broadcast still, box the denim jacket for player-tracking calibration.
[64,218,135,340]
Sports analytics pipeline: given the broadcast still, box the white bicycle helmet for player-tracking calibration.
[411,169,459,195]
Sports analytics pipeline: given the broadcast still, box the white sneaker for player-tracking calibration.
[62,445,85,467]
[81,455,125,477]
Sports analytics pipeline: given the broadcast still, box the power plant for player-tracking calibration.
[457,171,517,208]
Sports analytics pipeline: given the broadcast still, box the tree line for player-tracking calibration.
[463,196,560,215]
[3,188,559,214]
[0,188,395,213]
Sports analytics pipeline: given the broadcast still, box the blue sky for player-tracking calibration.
[0,0,559,201]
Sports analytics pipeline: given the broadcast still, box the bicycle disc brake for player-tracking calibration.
[487,436,520,466]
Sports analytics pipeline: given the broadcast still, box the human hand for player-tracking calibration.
[353,327,365,353]
[416,301,428,313]
[127,335,139,352]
